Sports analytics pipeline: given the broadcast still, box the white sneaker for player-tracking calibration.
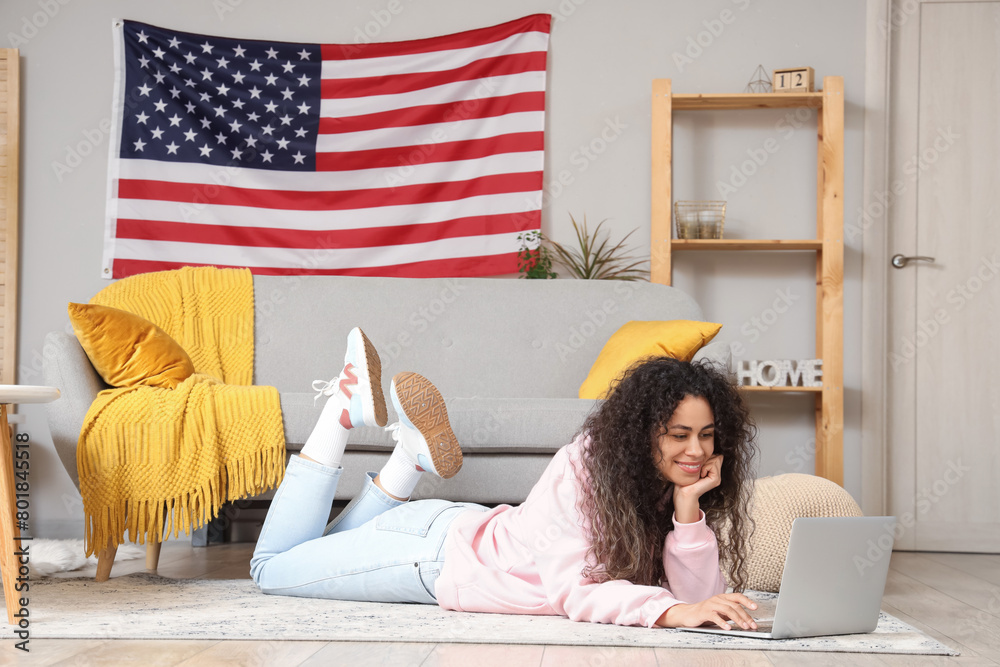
[387,371,462,479]
[312,327,387,429]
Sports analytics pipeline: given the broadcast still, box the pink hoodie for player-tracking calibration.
[434,435,727,627]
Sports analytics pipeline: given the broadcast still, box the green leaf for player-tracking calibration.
[547,214,648,281]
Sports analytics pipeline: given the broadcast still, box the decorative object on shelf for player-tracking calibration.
[737,359,823,388]
[674,201,726,239]
[744,64,772,93]
[516,230,557,279]
[773,67,815,93]
[549,215,648,281]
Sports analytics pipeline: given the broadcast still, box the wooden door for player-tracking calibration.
[887,0,1000,551]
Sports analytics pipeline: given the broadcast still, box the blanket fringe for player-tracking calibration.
[82,441,285,557]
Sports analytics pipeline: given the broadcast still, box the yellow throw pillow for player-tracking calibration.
[578,320,723,399]
[68,303,195,389]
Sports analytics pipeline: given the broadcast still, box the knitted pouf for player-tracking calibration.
[723,473,863,593]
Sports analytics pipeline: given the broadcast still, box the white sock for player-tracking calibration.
[377,446,422,499]
[300,398,350,468]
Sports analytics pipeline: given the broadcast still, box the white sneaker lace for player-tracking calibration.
[384,422,402,443]
[311,378,337,405]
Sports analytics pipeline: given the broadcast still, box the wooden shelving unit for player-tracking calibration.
[0,50,18,386]
[650,77,844,485]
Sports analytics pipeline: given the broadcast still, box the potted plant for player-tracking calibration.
[549,215,648,281]
[516,230,557,279]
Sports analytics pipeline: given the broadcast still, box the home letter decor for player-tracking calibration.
[738,359,823,387]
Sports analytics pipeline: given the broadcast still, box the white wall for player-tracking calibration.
[2,0,867,537]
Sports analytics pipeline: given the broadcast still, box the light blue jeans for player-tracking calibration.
[250,455,486,603]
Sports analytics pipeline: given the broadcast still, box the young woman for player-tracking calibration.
[250,327,760,630]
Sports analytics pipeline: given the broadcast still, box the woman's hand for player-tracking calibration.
[657,593,758,631]
[672,454,723,524]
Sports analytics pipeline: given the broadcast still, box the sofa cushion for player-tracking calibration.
[67,303,195,390]
[281,393,599,453]
[252,276,707,400]
[691,338,733,371]
[578,319,722,399]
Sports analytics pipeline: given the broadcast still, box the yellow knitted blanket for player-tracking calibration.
[78,267,285,556]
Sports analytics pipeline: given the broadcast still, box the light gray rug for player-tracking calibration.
[3,573,958,655]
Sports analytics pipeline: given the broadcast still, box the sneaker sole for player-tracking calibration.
[357,328,388,427]
[391,371,462,479]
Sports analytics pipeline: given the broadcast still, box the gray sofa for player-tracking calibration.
[43,276,729,507]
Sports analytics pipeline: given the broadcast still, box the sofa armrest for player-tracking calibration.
[42,331,107,490]
[692,339,732,373]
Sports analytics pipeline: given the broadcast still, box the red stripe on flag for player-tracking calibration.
[321,52,546,99]
[117,171,542,211]
[114,211,540,249]
[318,92,545,135]
[321,14,551,61]
[112,252,522,279]
[315,132,543,171]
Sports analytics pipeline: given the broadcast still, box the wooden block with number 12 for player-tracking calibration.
[773,67,814,92]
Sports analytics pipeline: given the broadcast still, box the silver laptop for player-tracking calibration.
[679,516,897,640]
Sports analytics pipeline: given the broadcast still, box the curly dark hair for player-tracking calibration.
[577,356,758,591]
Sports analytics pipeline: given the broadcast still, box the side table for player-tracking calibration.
[0,385,60,625]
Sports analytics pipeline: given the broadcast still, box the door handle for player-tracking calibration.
[891,254,935,269]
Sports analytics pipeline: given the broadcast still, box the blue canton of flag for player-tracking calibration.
[119,20,321,171]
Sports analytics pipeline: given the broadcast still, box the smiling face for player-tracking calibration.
[653,395,716,485]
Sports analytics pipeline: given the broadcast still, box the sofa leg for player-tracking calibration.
[95,541,118,582]
[145,540,162,572]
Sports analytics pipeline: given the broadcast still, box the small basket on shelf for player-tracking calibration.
[674,201,726,239]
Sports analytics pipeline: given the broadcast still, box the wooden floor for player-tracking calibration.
[1,544,997,666]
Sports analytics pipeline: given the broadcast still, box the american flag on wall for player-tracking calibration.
[103,16,550,279]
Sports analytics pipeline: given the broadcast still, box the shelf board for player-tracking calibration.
[672,92,825,110]
[671,239,823,251]
[740,385,823,393]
